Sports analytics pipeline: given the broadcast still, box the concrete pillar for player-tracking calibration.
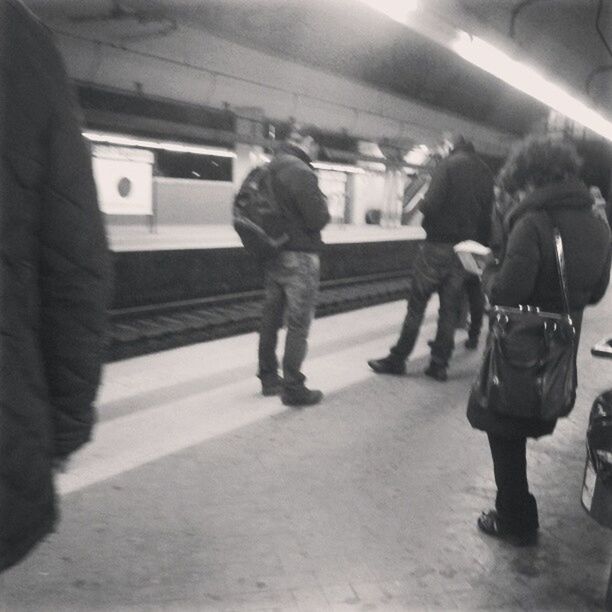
[381,168,405,228]
[233,106,266,191]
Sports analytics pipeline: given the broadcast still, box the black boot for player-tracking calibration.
[367,356,406,375]
[424,361,447,382]
[465,334,479,350]
[260,374,284,396]
[281,386,323,407]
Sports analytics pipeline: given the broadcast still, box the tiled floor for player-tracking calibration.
[2,293,612,611]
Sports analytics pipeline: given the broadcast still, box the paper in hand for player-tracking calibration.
[453,240,492,275]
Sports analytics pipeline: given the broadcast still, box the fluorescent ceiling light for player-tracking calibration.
[313,161,365,174]
[356,0,418,23]
[451,32,612,142]
[83,131,237,158]
[353,0,612,142]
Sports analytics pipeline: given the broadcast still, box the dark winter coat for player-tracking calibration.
[420,145,494,245]
[0,0,110,572]
[468,179,611,439]
[270,143,330,253]
[489,191,517,262]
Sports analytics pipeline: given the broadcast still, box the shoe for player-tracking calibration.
[477,510,538,547]
[281,386,323,407]
[465,336,479,350]
[424,362,448,382]
[262,382,283,396]
[261,376,283,396]
[367,356,406,376]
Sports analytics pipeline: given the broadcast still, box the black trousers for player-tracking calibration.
[465,274,485,339]
[487,433,539,534]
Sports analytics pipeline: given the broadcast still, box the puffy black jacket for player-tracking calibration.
[468,179,611,439]
[270,143,330,252]
[0,0,110,572]
[421,146,494,245]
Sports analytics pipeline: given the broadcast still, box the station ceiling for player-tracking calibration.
[24,0,612,137]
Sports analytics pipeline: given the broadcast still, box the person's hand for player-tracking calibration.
[474,251,496,278]
[482,250,497,268]
[52,456,69,473]
[481,256,500,298]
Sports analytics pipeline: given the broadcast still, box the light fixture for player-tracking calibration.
[451,31,612,142]
[312,161,366,174]
[352,0,612,143]
[356,0,418,23]
[83,131,238,158]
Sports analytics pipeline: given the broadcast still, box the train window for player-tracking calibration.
[156,150,233,182]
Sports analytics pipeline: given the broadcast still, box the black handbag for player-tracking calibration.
[469,225,577,421]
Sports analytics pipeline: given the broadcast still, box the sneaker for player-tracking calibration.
[261,376,283,396]
[424,362,448,382]
[281,386,323,407]
[465,335,479,350]
[367,356,406,375]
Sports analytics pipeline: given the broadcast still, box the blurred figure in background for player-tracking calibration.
[468,136,611,546]
[368,133,494,381]
[257,123,330,407]
[1,0,110,571]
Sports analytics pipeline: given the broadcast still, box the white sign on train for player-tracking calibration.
[92,144,154,215]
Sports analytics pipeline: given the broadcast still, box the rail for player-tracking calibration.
[108,270,411,361]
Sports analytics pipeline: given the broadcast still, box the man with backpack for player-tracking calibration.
[257,124,330,406]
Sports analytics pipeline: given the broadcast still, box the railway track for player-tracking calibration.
[108,271,411,361]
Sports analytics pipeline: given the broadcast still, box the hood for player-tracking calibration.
[506,178,593,228]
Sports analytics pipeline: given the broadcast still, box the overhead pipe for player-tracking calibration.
[509,0,544,39]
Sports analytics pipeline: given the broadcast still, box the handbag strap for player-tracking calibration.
[552,224,571,317]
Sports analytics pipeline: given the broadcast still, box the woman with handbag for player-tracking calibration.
[467,136,611,546]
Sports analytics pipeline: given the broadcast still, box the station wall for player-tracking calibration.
[53,22,516,157]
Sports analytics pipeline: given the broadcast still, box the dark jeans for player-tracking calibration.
[487,433,539,534]
[258,251,320,390]
[390,242,466,368]
[464,274,485,340]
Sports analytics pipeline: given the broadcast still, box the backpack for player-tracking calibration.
[233,163,289,259]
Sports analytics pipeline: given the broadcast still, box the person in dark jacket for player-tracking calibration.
[257,124,330,406]
[461,186,518,349]
[468,135,611,546]
[369,134,494,381]
[0,0,110,572]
